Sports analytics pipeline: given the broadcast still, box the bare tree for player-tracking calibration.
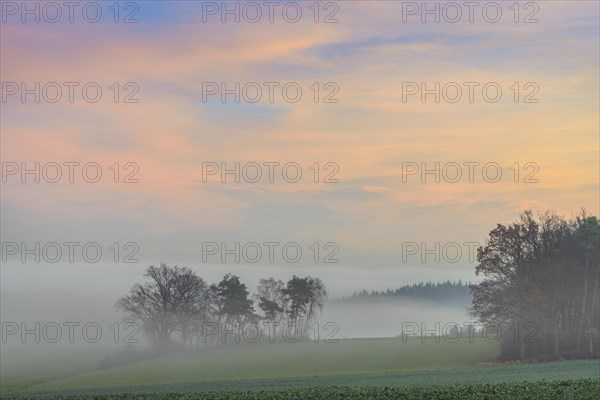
[173,269,211,349]
[117,264,207,348]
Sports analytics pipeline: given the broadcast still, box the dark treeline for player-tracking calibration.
[336,280,471,306]
[116,265,327,349]
[471,210,600,361]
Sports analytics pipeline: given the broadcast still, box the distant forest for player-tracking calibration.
[336,280,472,306]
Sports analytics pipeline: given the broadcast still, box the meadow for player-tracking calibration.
[1,337,598,399]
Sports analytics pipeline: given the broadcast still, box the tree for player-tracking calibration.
[306,277,327,323]
[471,210,600,361]
[116,264,209,349]
[117,264,180,347]
[572,212,600,354]
[117,268,330,348]
[173,269,211,349]
[255,278,285,323]
[282,276,328,338]
[212,274,255,341]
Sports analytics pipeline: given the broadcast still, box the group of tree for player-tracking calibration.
[117,265,327,349]
[471,209,599,361]
[338,280,471,307]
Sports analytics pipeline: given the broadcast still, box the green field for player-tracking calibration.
[1,337,598,399]
[3,379,600,400]
[2,337,498,392]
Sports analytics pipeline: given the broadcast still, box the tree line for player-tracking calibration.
[339,280,471,306]
[471,210,599,361]
[117,265,327,349]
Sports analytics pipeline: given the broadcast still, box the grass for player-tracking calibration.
[2,337,498,392]
[1,337,598,399]
[0,346,117,392]
[2,359,598,397]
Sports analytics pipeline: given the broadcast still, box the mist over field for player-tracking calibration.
[0,262,472,340]
[323,299,470,339]
[1,262,473,392]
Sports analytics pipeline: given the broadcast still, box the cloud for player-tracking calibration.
[1,1,598,271]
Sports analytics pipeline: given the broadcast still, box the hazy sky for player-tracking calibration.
[1,1,599,287]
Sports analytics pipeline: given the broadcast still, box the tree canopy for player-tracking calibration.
[470,210,599,361]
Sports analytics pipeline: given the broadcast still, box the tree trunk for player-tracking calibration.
[589,273,599,354]
[554,314,560,358]
[577,255,589,351]
[520,340,525,361]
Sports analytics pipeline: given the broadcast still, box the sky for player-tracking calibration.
[1,1,599,299]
